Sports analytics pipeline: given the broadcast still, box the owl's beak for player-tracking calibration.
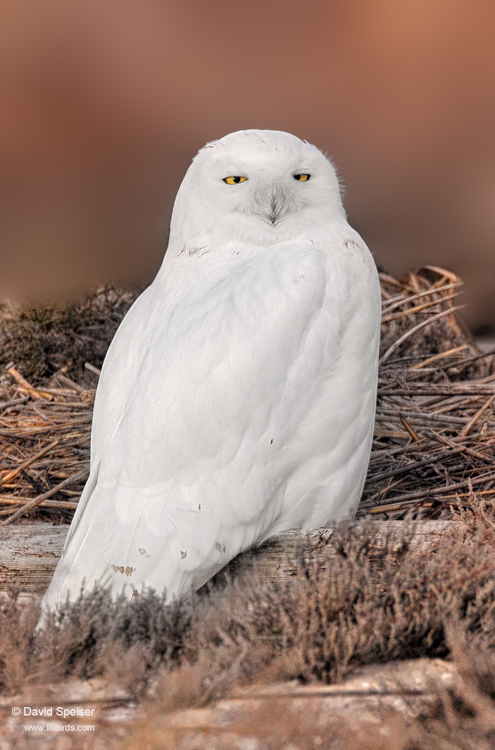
[268,194,281,225]
[252,183,296,226]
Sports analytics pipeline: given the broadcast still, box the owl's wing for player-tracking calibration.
[42,235,379,609]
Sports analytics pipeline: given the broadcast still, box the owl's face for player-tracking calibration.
[170,130,345,249]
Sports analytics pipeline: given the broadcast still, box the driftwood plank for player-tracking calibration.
[0,521,459,595]
[0,524,65,593]
[222,519,458,585]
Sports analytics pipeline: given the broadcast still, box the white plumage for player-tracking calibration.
[41,129,381,611]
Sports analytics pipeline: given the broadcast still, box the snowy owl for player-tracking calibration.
[41,129,381,612]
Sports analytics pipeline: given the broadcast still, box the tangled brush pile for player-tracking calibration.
[0,266,494,524]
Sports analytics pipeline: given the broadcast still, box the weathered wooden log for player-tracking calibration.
[0,520,459,595]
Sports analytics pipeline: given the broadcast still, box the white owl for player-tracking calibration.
[41,130,381,611]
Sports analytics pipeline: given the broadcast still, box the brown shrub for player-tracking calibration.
[0,285,138,385]
[1,512,495,700]
[3,510,495,747]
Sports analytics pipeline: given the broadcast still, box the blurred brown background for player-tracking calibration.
[1,0,494,323]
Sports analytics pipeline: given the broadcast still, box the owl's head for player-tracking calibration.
[169,130,345,250]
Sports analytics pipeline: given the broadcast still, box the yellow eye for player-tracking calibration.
[223,176,247,185]
[294,173,310,182]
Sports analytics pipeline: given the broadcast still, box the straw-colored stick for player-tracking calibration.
[0,440,59,487]
[1,469,89,526]
[460,394,495,438]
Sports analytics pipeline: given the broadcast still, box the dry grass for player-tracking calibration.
[123,654,495,750]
